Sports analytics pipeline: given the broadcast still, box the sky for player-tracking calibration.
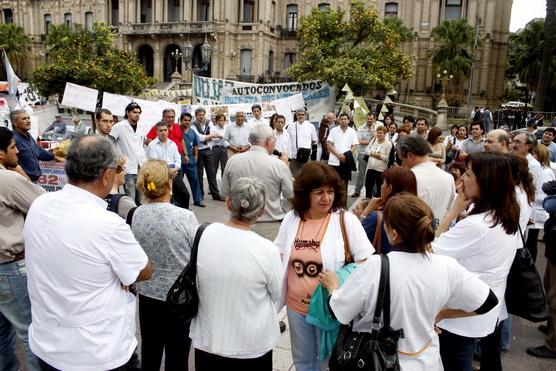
[510,0,546,32]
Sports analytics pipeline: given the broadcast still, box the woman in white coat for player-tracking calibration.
[275,162,374,371]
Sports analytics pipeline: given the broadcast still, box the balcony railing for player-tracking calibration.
[280,28,297,38]
[119,21,216,35]
[236,75,255,83]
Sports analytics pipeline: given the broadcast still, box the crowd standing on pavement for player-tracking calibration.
[2,100,556,371]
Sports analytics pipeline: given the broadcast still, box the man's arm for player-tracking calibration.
[327,141,345,161]
[135,259,153,282]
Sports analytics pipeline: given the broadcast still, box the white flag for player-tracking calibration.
[2,50,19,96]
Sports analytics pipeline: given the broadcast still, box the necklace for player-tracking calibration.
[293,214,330,252]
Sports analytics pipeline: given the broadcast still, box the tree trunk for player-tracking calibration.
[535,0,556,111]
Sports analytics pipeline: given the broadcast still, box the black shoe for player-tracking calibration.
[351,192,360,198]
[538,324,549,335]
[527,345,556,359]
[213,196,226,202]
[194,202,207,208]
[279,320,287,333]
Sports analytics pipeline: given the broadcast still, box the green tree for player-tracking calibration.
[286,1,413,95]
[30,23,152,99]
[0,23,31,75]
[428,19,475,83]
[506,19,545,91]
[535,0,556,110]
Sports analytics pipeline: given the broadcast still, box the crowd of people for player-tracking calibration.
[1,101,556,371]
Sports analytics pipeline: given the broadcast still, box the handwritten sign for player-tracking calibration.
[61,82,98,112]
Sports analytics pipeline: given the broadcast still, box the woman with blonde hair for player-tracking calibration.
[132,159,199,371]
[324,193,497,371]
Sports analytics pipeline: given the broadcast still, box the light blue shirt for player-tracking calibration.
[146,138,181,169]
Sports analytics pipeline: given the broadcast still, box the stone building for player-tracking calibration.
[1,0,511,107]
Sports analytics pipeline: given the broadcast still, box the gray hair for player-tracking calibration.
[229,177,266,223]
[65,135,117,183]
[249,124,274,145]
[396,136,432,158]
[9,109,26,123]
[162,108,175,117]
[194,107,206,116]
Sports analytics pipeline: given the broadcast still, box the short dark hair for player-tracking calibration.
[403,115,415,124]
[0,127,13,152]
[396,136,432,157]
[95,108,112,120]
[251,104,262,111]
[544,127,556,136]
[338,112,350,120]
[292,162,346,219]
[65,136,117,183]
[194,107,206,116]
[155,120,167,129]
[367,112,377,119]
[162,108,176,117]
[180,112,192,121]
[125,102,141,114]
[275,114,286,122]
[470,121,484,132]
[215,113,226,121]
[416,117,428,126]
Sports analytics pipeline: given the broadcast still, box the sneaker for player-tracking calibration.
[527,345,556,359]
[351,192,360,198]
[194,202,206,208]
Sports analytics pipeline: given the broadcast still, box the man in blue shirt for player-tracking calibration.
[11,109,64,182]
[180,112,205,207]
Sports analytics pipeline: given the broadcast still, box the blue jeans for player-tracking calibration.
[501,317,511,350]
[354,152,368,194]
[0,260,40,371]
[183,162,203,204]
[287,307,327,371]
[439,329,475,371]
[124,173,140,205]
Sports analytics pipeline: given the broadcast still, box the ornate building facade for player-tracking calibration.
[1,0,512,107]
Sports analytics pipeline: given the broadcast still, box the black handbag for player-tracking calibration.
[505,224,549,322]
[295,121,311,163]
[166,222,210,323]
[329,254,403,371]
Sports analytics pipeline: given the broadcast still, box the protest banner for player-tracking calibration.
[61,83,98,112]
[102,92,133,117]
[192,75,335,122]
[38,161,68,192]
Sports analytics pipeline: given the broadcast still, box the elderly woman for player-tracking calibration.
[190,177,282,370]
[365,125,392,197]
[131,160,199,371]
[275,162,373,371]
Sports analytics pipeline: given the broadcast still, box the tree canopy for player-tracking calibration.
[428,19,476,84]
[0,23,31,76]
[30,23,152,99]
[286,1,413,96]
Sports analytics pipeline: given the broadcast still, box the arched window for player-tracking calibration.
[44,14,52,34]
[85,12,93,30]
[2,9,13,23]
[64,13,72,28]
[318,3,330,12]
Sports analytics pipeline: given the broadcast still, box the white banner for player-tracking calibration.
[192,76,335,122]
[102,92,132,117]
[61,83,98,112]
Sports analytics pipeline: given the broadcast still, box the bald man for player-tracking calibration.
[484,129,511,154]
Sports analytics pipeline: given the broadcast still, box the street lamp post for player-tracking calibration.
[201,33,212,73]
[171,48,182,74]
[437,69,454,103]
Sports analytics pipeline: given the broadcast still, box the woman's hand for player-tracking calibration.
[318,269,340,293]
[452,183,472,215]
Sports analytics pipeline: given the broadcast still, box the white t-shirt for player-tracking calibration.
[274,129,291,156]
[411,161,456,225]
[432,212,517,337]
[331,252,489,371]
[24,184,148,370]
[190,223,283,358]
[327,126,359,166]
[287,121,317,157]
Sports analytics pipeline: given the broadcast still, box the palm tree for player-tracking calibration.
[0,23,31,75]
[535,0,556,110]
[428,19,475,84]
[506,19,545,92]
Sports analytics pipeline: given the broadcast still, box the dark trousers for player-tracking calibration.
[212,146,228,178]
[138,294,191,371]
[195,348,272,371]
[183,162,203,204]
[526,228,540,262]
[365,169,383,199]
[196,148,220,199]
[39,357,131,371]
[478,322,503,371]
[439,329,475,371]
[171,170,190,209]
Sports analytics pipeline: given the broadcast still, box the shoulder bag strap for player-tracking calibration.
[518,223,526,247]
[295,121,299,149]
[340,210,353,264]
[371,254,388,332]
[126,206,137,227]
[189,222,210,274]
[373,211,383,253]
[382,254,392,328]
